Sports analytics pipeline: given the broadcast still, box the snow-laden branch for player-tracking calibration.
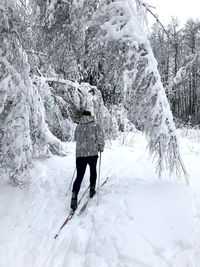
[41,76,80,87]
[173,53,199,85]
[135,0,170,38]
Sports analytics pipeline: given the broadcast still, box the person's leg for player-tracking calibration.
[72,157,87,195]
[88,155,98,197]
[71,157,87,210]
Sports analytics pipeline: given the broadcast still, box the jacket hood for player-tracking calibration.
[79,115,95,124]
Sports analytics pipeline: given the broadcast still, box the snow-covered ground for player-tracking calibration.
[0,131,200,267]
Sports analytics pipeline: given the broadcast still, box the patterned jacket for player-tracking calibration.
[74,116,105,157]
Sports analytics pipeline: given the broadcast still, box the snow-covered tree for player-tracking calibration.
[81,0,188,181]
[0,2,66,186]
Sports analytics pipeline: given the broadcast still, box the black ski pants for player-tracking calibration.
[72,155,98,195]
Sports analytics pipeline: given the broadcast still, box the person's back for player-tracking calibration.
[75,115,103,157]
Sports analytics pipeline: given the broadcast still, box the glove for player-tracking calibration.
[98,145,103,153]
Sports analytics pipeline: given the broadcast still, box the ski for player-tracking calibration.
[78,176,109,216]
[54,177,109,239]
[77,184,90,204]
[78,197,90,215]
[54,184,90,239]
[54,210,75,239]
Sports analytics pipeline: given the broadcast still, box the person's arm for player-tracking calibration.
[74,125,79,141]
[96,124,105,152]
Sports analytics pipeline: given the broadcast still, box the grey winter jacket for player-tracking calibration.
[74,115,105,157]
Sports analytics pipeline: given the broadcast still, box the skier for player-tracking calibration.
[70,110,105,211]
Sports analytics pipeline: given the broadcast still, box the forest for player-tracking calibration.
[151,17,200,126]
[0,0,190,186]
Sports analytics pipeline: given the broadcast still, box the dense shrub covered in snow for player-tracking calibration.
[33,76,119,141]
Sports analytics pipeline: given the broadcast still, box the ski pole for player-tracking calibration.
[69,167,76,191]
[97,152,102,206]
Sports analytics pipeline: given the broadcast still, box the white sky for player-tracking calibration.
[146,0,200,26]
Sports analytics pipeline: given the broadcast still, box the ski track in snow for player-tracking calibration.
[0,132,200,267]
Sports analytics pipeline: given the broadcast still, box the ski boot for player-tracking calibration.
[70,192,78,210]
[90,186,96,198]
